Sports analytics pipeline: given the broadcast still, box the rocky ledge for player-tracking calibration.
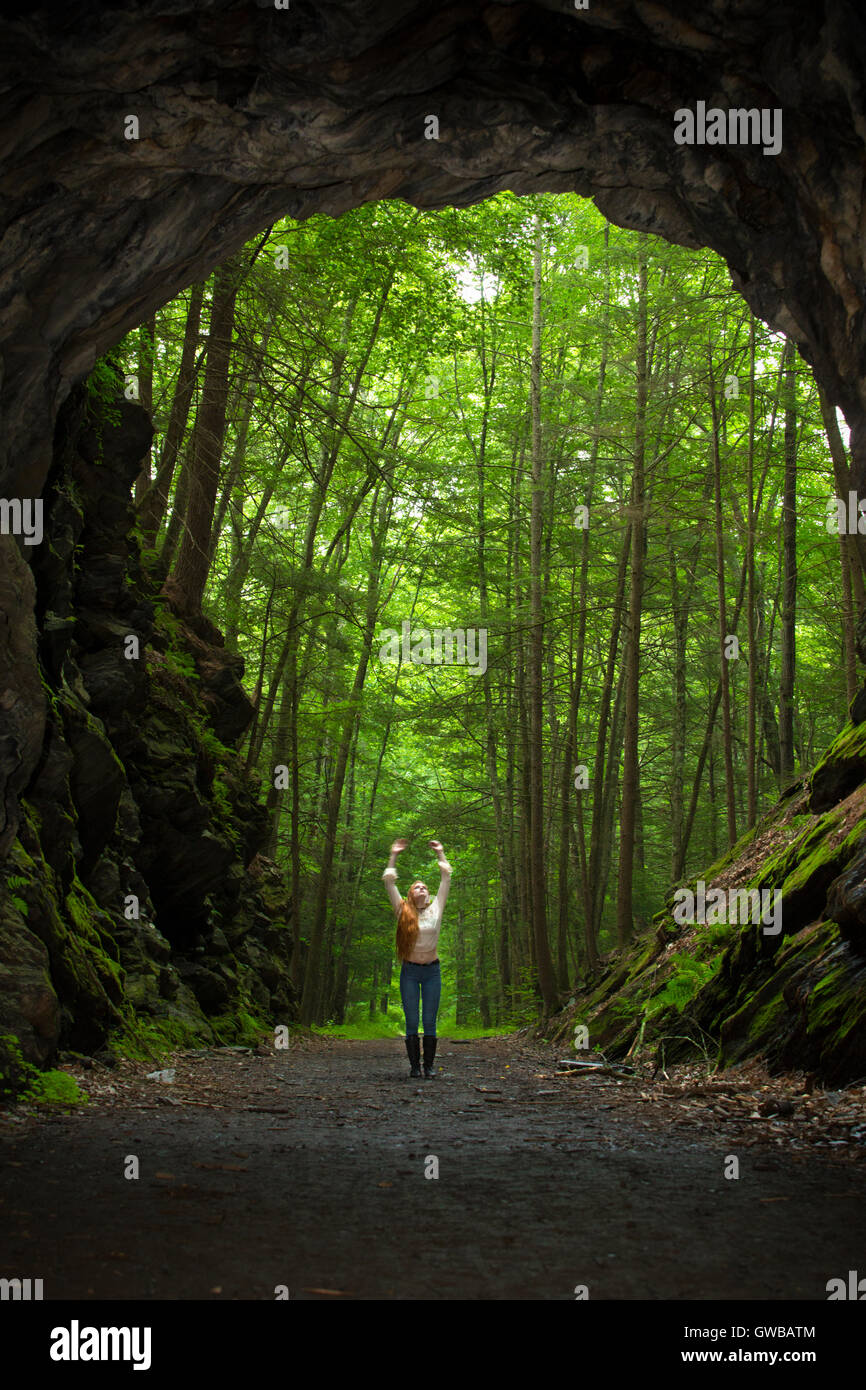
[0,381,299,1099]
[556,726,866,1085]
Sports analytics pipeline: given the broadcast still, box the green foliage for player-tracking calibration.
[153,604,199,683]
[211,775,234,825]
[209,1009,270,1047]
[5,872,31,915]
[138,187,853,1037]
[646,953,719,1016]
[111,1015,210,1063]
[0,1033,88,1108]
[704,921,734,946]
[0,1032,37,1104]
[607,994,642,1023]
[22,1069,88,1107]
[315,1016,506,1040]
[84,353,123,428]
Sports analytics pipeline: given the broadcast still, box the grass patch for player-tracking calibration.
[314,1015,516,1041]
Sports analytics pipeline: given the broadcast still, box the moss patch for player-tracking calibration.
[0,1033,88,1108]
[110,1013,214,1065]
[810,719,866,812]
[208,1008,271,1048]
[21,1068,88,1107]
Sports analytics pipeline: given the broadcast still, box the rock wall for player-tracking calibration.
[557,726,866,1084]
[0,383,299,1094]
[3,1,865,503]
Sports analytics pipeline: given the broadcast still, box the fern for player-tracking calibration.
[646,953,717,1016]
[84,354,123,428]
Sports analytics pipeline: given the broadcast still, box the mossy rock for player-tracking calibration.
[793,942,866,1082]
[110,1001,216,1062]
[810,719,866,812]
[0,1031,42,1104]
[15,846,125,1050]
[0,889,61,1067]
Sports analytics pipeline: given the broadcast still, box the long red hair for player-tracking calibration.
[395,895,419,962]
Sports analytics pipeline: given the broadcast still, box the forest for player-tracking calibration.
[6,0,866,1324]
[111,191,859,1034]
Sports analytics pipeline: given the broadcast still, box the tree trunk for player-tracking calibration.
[172,257,240,612]
[138,282,204,548]
[708,345,737,848]
[208,315,278,568]
[818,382,866,616]
[368,960,378,1020]
[840,533,858,705]
[528,214,558,1014]
[299,491,390,1026]
[615,236,648,948]
[455,906,467,1026]
[558,226,609,982]
[476,888,492,1028]
[779,336,798,786]
[746,317,758,827]
[134,315,156,505]
[587,521,631,939]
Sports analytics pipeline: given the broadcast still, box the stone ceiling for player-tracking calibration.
[1,0,864,496]
[1,0,865,845]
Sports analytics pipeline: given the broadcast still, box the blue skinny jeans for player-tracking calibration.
[399,959,441,1036]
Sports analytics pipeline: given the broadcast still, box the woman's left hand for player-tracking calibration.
[428,839,444,854]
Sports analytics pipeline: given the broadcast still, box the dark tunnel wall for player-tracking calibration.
[1,0,865,851]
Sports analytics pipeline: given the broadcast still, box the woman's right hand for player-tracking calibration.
[391,838,409,854]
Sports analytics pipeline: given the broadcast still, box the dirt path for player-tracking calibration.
[1,1034,865,1300]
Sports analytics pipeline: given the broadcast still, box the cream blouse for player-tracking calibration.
[383,858,452,964]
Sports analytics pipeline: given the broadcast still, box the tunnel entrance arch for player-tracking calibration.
[1,0,865,843]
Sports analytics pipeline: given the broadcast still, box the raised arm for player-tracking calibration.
[429,839,452,913]
[382,837,408,914]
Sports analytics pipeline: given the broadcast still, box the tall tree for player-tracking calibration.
[779,336,798,786]
[527,213,559,1014]
[138,283,204,548]
[708,342,737,849]
[615,235,648,948]
[172,256,241,612]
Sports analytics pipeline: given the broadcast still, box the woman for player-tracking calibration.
[382,837,452,1079]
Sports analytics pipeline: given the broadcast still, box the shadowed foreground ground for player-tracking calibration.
[1,1035,864,1300]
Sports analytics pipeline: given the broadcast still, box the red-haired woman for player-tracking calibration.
[383,837,452,1079]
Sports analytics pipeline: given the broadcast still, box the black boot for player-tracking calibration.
[422,1035,437,1078]
[404,1034,422,1077]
